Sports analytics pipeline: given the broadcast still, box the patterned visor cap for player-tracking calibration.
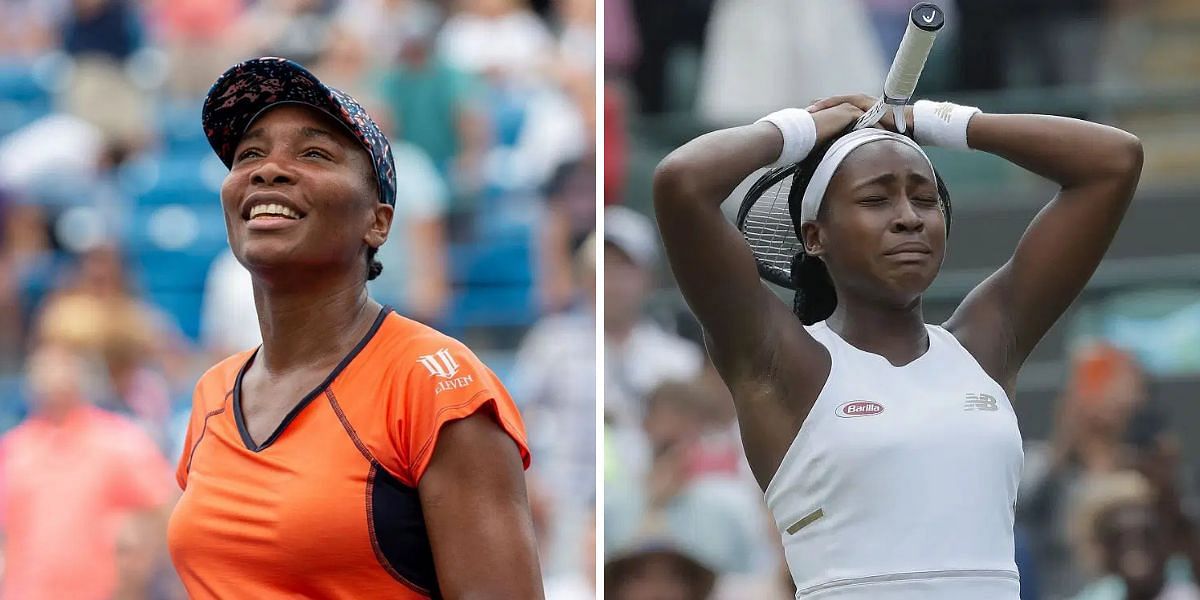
[202,57,397,206]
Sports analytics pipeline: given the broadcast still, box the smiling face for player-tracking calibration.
[220,104,392,280]
[800,140,947,306]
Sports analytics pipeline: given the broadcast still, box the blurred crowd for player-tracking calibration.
[603,0,1200,599]
[602,205,793,599]
[0,0,595,598]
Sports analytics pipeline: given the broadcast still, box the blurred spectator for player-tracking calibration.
[372,20,489,218]
[606,378,772,576]
[199,249,259,359]
[605,543,717,600]
[1069,469,1200,600]
[0,340,173,600]
[233,0,336,67]
[0,190,19,372]
[146,0,244,97]
[602,86,627,206]
[438,0,555,84]
[603,206,702,434]
[955,0,1104,92]
[0,113,132,237]
[554,0,594,77]
[332,0,441,70]
[539,151,593,311]
[310,15,371,95]
[697,0,883,123]
[34,244,183,445]
[369,140,452,324]
[0,0,63,57]
[61,0,143,61]
[713,558,794,600]
[545,509,597,600]
[514,234,596,573]
[700,0,888,124]
[59,0,155,152]
[537,63,593,311]
[1022,343,1178,597]
[602,0,638,76]
[627,0,712,114]
[0,200,52,352]
[0,113,106,198]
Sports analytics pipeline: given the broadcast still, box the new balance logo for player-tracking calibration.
[934,102,953,123]
[964,393,999,411]
[417,348,460,379]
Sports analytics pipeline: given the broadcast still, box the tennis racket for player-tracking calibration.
[856,3,945,132]
[735,2,945,290]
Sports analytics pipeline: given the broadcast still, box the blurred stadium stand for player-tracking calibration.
[605,0,1200,597]
[0,0,596,596]
[0,62,544,348]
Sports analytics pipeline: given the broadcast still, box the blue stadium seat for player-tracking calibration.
[449,239,533,286]
[447,286,536,329]
[143,288,205,341]
[489,91,527,147]
[128,203,227,253]
[0,61,47,103]
[136,183,218,207]
[133,249,219,292]
[158,100,203,140]
[167,134,215,157]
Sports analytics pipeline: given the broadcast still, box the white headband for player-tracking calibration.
[799,129,936,223]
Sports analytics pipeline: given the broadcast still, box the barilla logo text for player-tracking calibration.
[835,401,884,418]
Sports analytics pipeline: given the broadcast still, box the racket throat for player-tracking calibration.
[853,96,909,133]
[892,104,907,134]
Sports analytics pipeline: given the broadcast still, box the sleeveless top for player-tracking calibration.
[764,321,1024,599]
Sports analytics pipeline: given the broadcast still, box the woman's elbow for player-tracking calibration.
[652,151,702,214]
[1100,129,1144,181]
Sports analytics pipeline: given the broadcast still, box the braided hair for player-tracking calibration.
[367,246,383,280]
[364,166,384,281]
[785,129,953,325]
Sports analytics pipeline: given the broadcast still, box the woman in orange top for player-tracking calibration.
[167,57,543,599]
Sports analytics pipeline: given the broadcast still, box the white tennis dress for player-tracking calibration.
[765,321,1024,599]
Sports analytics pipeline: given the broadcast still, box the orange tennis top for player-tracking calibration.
[167,307,530,599]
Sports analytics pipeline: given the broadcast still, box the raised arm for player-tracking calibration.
[944,113,1143,386]
[652,104,861,378]
[803,94,1143,386]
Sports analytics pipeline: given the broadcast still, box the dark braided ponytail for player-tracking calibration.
[785,128,953,325]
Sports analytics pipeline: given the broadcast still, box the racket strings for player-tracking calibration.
[741,175,804,284]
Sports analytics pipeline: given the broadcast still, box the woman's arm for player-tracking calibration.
[419,413,543,599]
[945,112,1143,385]
[652,104,860,382]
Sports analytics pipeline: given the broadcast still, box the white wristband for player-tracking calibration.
[913,100,981,150]
[756,108,817,167]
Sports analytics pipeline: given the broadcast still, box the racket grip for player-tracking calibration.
[882,3,944,104]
